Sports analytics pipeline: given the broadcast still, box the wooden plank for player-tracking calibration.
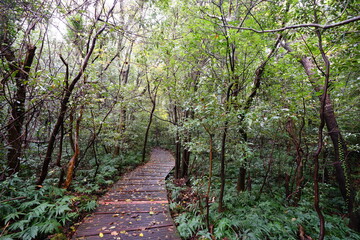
[72,148,180,240]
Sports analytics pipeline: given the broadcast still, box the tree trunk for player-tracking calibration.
[174,105,181,179]
[6,44,36,176]
[114,108,126,156]
[63,106,83,189]
[203,128,213,233]
[285,116,305,205]
[218,124,227,211]
[236,35,282,192]
[181,110,191,179]
[299,56,359,232]
[181,147,190,178]
[237,130,247,192]
[142,101,156,162]
[37,25,106,185]
[219,84,232,211]
[142,80,159,163]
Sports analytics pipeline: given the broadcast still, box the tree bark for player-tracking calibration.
[174,105,181,179]
[218,84,232,211]
[142,101,156,162]
[181,110,191,178]
[203,127,213,233]
[284,47,360,232]
[5,44,36,175]
[236,35,282,192]
[63,106,83,189]
[142,80,159,163]
[37,25,106,185]
[285,114,305,205]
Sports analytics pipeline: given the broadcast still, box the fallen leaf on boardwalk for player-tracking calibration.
[139,233,144,237]
[120,230,126,234]
[125,199,131,202]
[111,231,119,236]
[110,226,116,229]
[113,214,119,217]
[149,211,155,215]
[99,232,104,237]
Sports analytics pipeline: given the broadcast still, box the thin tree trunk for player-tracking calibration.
[236,35,282,192]
[285,108,305,205]
[181,110,191,178]
[142,101,156,162]
[63,106,83,189]
[142,80,159,163]
[37,24,107,185]
[203,127,213,233]
[218,84,232,211]
[57,122,65,187]
[174,105,181,179]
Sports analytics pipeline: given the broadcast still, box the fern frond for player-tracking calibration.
[38,219,61,234]
[4,212,25,224]
[20,225,38,240]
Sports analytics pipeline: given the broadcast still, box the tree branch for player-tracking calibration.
[223,15,360,33]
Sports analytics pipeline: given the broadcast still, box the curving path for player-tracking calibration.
[72,148,180,240]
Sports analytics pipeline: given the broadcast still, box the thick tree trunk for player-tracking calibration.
[281,40,359,230]
[299,56,359,232]
[6,45,36,175]
[181,147,190,178]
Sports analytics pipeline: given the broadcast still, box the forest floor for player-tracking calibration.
[71,148,180,240]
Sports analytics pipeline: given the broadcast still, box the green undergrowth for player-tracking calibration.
[167,176,360,240]
[0,151,142,240]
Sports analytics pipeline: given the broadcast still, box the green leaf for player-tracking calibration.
[20,225,38,240]
[4,212,24,224]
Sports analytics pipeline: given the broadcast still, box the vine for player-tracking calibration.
[338,136,351,209]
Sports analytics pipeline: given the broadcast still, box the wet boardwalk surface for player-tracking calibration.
[72,148,180,240]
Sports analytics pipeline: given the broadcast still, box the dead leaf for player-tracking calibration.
[111,231,119,236]
[99,232,104,238]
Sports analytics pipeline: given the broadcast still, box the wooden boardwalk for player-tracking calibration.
[72,148,180,240]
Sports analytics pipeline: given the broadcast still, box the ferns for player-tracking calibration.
[168,177,360,240]
[0,177,74,240]
[0,152,144,239]
[80,200,97,212]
